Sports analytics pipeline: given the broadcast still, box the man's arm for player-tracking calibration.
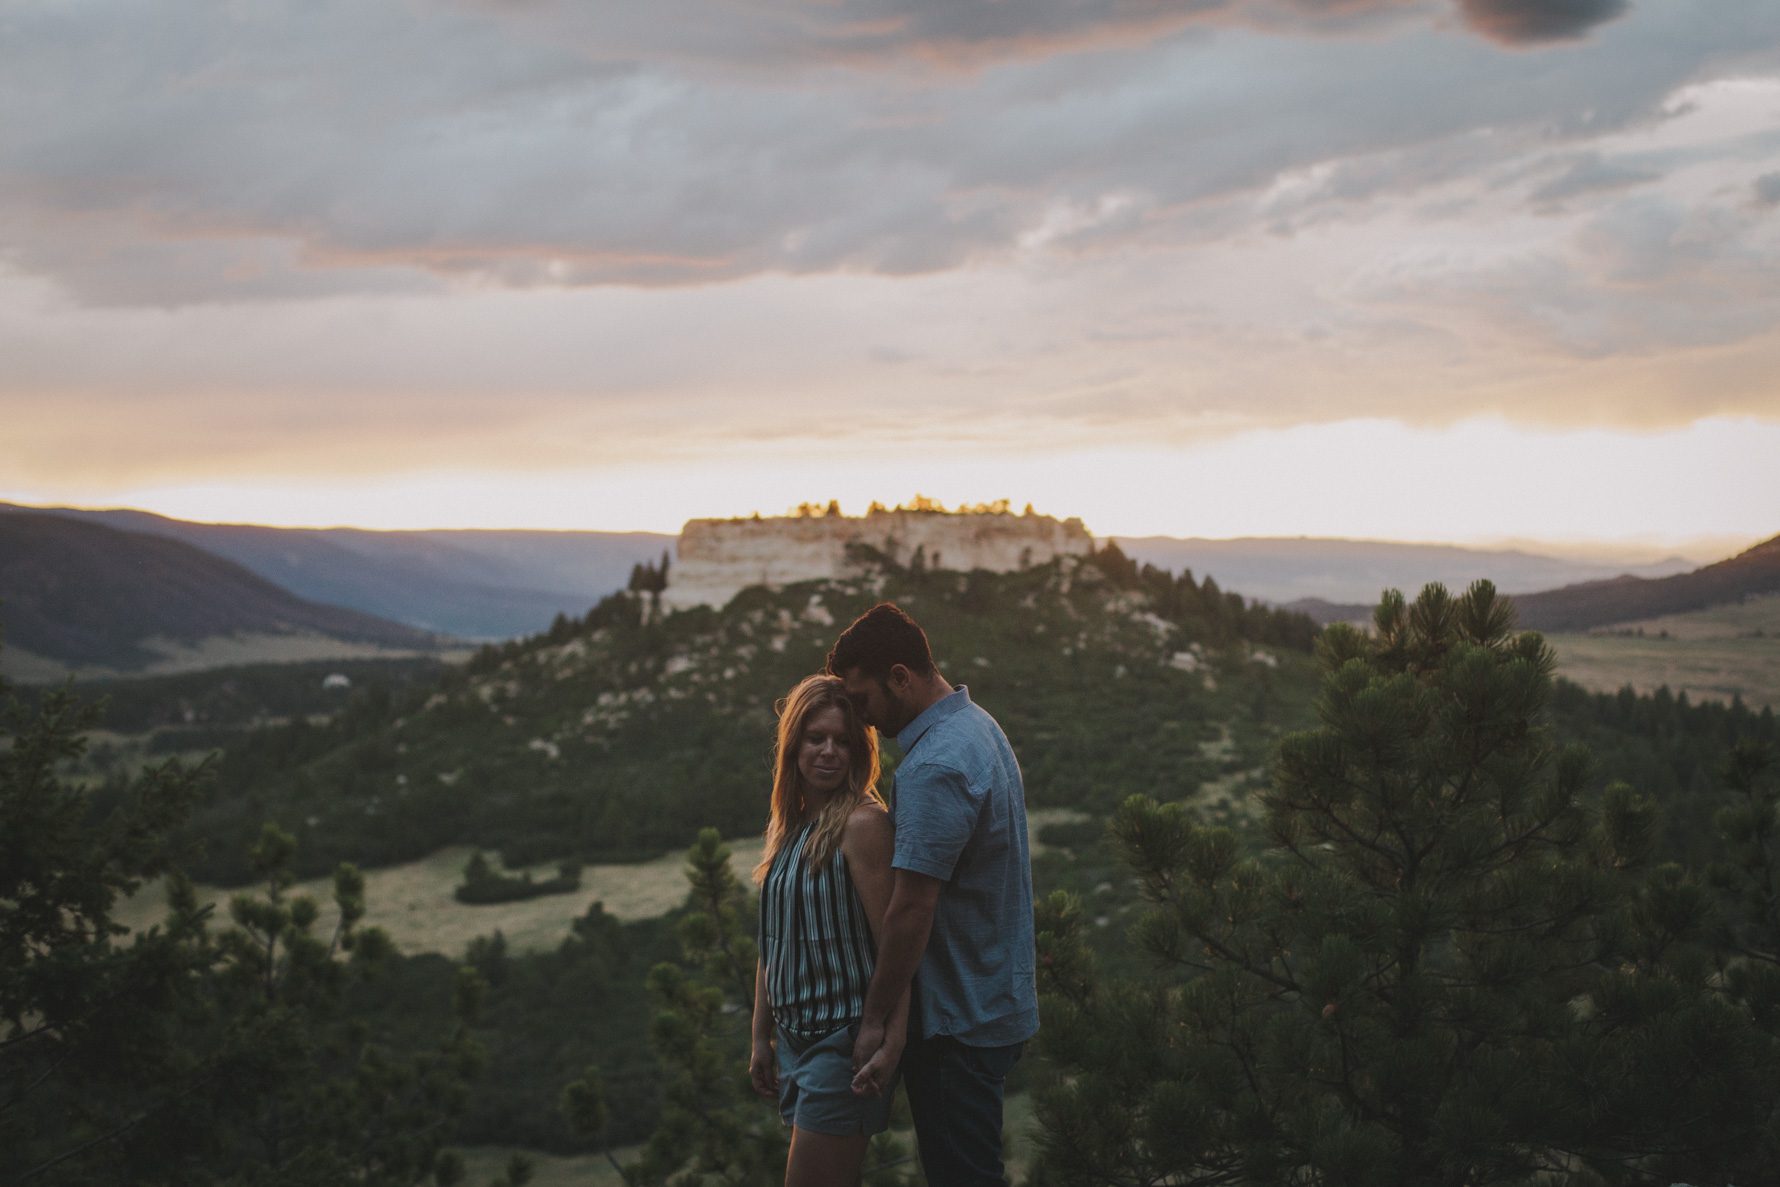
[842,807,915,1095]
[850,867,941,1078]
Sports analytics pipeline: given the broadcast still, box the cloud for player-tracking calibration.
[1527,152,1661,208]
[6,0,1769,309]
[1456,0,1629,45]
[1,0,1778,457]
[1351,187,1780,363]
[1755,172,1780,207]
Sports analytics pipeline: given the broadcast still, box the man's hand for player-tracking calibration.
[850,1018,886,1080]
[850,1028,904,1097]
[748,1037,778,1099]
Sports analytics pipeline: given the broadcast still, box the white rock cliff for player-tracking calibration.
[661,510,1094,609]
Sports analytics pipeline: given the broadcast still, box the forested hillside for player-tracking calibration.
[173,544,1321,884]
[13,551,1780,1182]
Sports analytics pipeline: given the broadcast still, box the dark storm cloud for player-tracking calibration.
[1456,0,1629,45]
[457,0,1621,68]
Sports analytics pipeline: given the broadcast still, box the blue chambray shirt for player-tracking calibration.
[892,685,1039,1047]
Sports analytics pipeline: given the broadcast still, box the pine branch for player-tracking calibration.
[0,902,214,1057]
[12,1048,228,1184]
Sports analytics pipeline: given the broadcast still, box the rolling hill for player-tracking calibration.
[1114,535,1696,604]
[1510,533,1780,631]
[0,513,447,676]
[1285,533,1780,629]
[5,502,1711,639]
[175,549,1322,884]
[0,503,675,638]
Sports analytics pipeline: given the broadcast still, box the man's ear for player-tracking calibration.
[886,663,912,693]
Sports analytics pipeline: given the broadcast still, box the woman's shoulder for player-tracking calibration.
[841,801,894,861]
[845,800,891,830]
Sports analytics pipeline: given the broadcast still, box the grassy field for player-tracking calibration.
[1602,593,1780,641]
[1,633,470,683]
[119,811,1092,957]
[117,838,766,957]
[1027,806,1094,857]
[1548,595,1780,709]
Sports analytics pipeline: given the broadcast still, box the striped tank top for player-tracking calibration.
[758,819,878,1041]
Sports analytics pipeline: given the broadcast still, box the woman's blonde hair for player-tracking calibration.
[753,674,883,884]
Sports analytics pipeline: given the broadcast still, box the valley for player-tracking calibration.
[12,511,1780,1181]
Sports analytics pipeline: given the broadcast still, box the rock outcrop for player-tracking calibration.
[662,509,1094,609]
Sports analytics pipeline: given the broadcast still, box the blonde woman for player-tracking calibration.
[749,675,907,1187]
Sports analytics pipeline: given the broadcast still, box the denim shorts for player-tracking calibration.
[775,1022,899,1137]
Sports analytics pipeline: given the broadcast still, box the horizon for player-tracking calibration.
[2,493,1759,568]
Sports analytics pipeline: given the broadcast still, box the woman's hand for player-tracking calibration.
[850,1025,903,1097]
[749,1036,779,1099]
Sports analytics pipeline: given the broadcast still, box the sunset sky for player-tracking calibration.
[3,0,1777,550]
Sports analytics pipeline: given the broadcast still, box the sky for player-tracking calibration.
[2,0,1778,551]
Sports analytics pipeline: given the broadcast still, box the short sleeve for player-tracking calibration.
[893,762,979,881]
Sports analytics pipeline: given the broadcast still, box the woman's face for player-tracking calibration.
[796,705,851,797]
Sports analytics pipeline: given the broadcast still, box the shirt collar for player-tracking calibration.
[896,684,971,752]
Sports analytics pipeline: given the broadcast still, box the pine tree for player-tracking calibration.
[1,662,213,1184]
[1,642,486,1185]
[1033,582,1774,1186]
[1705,741,1780,1179]
[150,825,489,1185]
[631,829,784,1186]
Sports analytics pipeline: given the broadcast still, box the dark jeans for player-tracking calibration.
[901,1033,1025,1187]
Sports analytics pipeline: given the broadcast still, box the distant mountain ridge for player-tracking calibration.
[3,501,1740,644]
[1284,533,1780,632]
[1113,535,1697,605]
[0,513,445,674]
[1509,533,1780,631]
[0,503,675,638]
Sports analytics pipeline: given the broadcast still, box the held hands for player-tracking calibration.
[849,1018,902,1097]
[748,1037,778,1099]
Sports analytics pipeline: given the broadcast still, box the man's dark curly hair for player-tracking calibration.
[825,602,937,681]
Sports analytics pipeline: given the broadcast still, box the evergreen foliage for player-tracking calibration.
[628,553,672,600]
[171,824,488,1185]
[169,553,1321,884]
[1,648,486,1186]
[454,850,583,905]
[630,829,785,1186]
[16,559,1780,1177]
[1549,681,1780,867]
[1,666,213,1183]
[442,906,673,1152]
[1034,582,1778,1186]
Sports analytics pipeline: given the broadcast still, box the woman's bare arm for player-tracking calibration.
[748,956,777,1098]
